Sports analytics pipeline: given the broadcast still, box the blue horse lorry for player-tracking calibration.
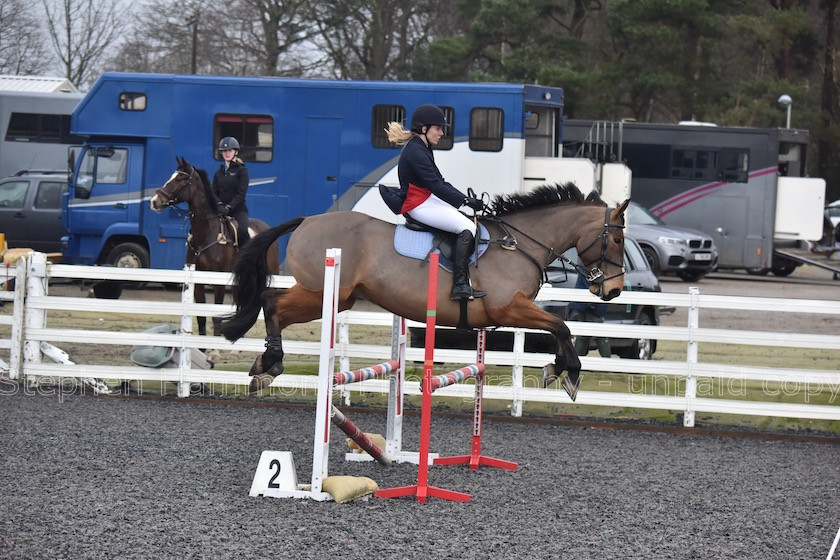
[60,72,630,279]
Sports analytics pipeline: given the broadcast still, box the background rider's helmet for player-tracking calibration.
[410,104,449,132]
[218,136,240,151]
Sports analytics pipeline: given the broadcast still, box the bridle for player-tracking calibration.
[154,169,192,207]
[573,206,626,284]
[154,166,233,257]
[483,205,625,287]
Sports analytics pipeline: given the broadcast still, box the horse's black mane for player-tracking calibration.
[193,167,215,203]
[488,182,605,217]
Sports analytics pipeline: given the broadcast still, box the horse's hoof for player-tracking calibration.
[249,374,275,393]
[562,374,580,402]
[248,356,265,376]
[541,364,558,388]
[266,362,285,377]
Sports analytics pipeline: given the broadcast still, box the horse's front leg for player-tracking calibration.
[195,283,207,338]
[248,285,324,393]
[488,292,582,401]
[540,318,583,402]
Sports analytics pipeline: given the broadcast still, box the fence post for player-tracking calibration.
[22,253,48,387]
[8,258,27,380]
[511,329,525,417]
[177,265,195,398]
[684,286,700,427]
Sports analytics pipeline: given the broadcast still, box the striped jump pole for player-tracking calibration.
[433,328,518,471]
[377,252,471,503]
[428,363,484,392]
[333,359,400,385]
[330,406,391,466]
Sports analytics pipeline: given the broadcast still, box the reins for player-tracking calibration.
[479,204,625,286]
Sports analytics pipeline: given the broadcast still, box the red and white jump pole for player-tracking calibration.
[377,252,471,503]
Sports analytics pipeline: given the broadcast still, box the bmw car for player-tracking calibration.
[626,201,718,282]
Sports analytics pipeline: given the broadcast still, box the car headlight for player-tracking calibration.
[657,236,687,245]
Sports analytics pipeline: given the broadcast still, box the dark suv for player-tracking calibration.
[409,235,662,359]
[0,170,68,253]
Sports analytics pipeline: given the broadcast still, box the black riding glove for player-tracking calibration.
[464,196,484,211]
[217,202,228,216]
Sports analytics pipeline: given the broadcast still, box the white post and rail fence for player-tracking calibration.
[2,252,840,428]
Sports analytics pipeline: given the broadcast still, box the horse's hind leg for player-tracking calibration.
[248,285,325,393]
[205,285,227,365]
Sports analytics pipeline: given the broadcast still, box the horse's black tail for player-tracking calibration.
[219,217,305,341]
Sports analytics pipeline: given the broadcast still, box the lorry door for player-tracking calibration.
[67,145,137,236]
[305,117,341,214]
[709,196,749,268]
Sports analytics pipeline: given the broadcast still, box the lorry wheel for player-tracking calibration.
[746,267,769,276]
[105,242,149,269]
[92,243,150,299]
[771,263,797,277]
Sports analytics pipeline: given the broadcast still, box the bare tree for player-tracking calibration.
[0,0,53,75]
[215,0,320,76]
[310,0,439,80]
[103,0,211,75]
[41,0,127,87]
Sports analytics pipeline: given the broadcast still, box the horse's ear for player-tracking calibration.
[176,156,184,167]
[612,199,631,221]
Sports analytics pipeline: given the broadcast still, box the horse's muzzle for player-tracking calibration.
[590,284,622,301]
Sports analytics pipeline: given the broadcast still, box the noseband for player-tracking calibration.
[574,206,626,284]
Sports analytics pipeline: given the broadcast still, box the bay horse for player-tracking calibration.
[149,156,280,345]
[220,184,629,401]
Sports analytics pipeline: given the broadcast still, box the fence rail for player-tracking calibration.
[2,252,840,427]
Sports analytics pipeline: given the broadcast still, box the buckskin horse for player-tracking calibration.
[150,157,280,345]
[220,184,628,401]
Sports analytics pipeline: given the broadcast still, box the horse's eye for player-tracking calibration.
[614,236,622,245]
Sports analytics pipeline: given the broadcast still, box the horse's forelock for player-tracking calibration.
[488,182,602,216]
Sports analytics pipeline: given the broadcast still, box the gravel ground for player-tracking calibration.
[2,391,839,559]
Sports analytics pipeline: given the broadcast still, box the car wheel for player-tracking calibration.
[746,267,770,276]
[618,312,654,360]
[640,246,661,277]
[677,270,706,282]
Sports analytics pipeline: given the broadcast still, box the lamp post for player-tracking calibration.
[778,94,792,129]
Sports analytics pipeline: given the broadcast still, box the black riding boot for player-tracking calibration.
[451,230,486,300]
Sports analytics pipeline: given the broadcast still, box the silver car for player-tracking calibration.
[627,201,718,282]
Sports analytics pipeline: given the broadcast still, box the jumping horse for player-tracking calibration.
[150,156,280,344]
[220,184,629,401]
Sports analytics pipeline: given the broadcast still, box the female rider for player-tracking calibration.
[213,136,250,247]
[383,104,485,300]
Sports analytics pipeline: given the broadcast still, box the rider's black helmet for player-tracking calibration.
[218,136,240,151]
[410,104,449,132]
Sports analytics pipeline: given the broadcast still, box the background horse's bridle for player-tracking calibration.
[154,169,193,207]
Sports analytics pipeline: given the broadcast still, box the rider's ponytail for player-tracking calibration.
[385,121,413,146]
